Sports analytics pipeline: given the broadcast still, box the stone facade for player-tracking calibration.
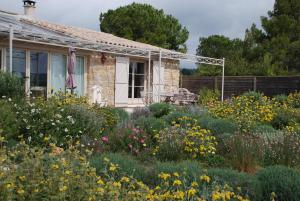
[86,56,180,106]
[87,54,116,106]
[163,60,180,93]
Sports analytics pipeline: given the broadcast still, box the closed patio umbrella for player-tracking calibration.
[66,47,77,93]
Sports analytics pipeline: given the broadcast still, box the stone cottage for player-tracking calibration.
[0,1,222,108]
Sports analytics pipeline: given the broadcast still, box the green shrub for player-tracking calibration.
[0,100,19,142]
[131,107,151,119]
[287,92,300,108]
[0,143,103,200]
[257,165,300,201]
[90,152,147,181]
[148,103,174,118]
[111,107,129,123]
[163,111,197,125]
[199,117,238,136]
[155,126,186,161]
[273,94,288,104]
[198,87,220,105]
[242,91,264,101]
[63,104,104,139]
[10,95,108,147]
[135,116,167,137]
[0,71,24,98]
[150,160,203,185]
[224,133,264,173]
[207,168,262,201]
[263,132,300,167]
[271,110,292,130]
[92,106,129,134]
[251,124,276,134]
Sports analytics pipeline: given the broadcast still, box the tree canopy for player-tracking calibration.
[195,0,300,76]
[100,3,189,53]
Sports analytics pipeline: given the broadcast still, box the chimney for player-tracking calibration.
[23,0,36,17]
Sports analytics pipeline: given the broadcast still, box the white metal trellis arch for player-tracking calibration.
[1,25,225,102]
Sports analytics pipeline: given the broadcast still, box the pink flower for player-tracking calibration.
[140,138,145,144]
[128,144,133,149]
[101,136,109,144]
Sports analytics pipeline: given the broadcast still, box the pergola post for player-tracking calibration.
[148,51,151,105]
[9,25,13,73]
[158,50,162,102]
[221,58,225,102]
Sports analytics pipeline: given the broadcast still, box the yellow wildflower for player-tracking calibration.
[112,181,121,188]
[97,179,105,185]
[59,186,68,192]
[17,189,25,195]
[173,172,180,177]
[191,181,199,187]
[173,179,182,186]
[158,172,171,180]
[19,175,26,181]
[109,163,118,172]
[200,175,211,183]
[120,176,130,183]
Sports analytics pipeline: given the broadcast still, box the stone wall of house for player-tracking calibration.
[163,60,180,93]
[87,54,115,105]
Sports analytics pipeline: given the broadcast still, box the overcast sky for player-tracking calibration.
[1,0,275,66]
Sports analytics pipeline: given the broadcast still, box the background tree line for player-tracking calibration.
[99,0,300,76]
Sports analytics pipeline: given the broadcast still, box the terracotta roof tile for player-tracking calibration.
[20,16,169,52]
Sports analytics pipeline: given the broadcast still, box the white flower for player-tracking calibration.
[2,96,6,98]
[64,128,69,133]
[26,126,30,130]
[51,123,56,126]
[55,114,62,119]
[39,133,44,137]
[8,98,12,102]
[28,136,32,142]
[31,109,36,113]
[79,131,82,134]
[2,166,10,171]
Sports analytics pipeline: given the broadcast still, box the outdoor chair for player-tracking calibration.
[173,88,198,105]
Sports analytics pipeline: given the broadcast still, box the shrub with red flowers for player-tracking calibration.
[107,125,150,156]
[126,128,148,155]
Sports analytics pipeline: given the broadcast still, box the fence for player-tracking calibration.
[181,76,300,98]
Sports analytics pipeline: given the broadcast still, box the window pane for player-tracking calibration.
[134,87,144,98]
[135,63,144,74]
[129,73,132,86]
[6,49,26,78]
[74,56,84,96]
[134,74,144,87]
[51,54,66,93]
[30,52,48,98]
[128,86,132,98]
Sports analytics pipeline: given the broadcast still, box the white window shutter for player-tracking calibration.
[153,61,165,103]
[115,57,129,107]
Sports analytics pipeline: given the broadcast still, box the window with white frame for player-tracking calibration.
[128,62,145,99]
[51,53,67,94]
[6,48,26,78]
[30,51,48,97]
